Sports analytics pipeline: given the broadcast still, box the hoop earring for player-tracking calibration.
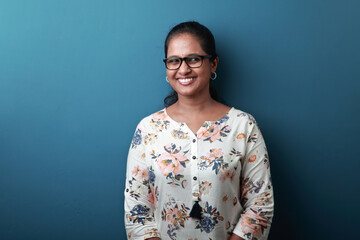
[166,76,169,83]
[210,72,217,80]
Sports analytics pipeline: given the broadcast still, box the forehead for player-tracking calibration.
[167,33,206,57]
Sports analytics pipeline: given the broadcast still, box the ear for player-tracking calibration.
[211,56,219,73]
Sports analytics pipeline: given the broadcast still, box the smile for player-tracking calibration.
[178,78,194,83]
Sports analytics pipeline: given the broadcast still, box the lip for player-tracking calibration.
[176,77,195,86]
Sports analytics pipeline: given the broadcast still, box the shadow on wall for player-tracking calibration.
[215,38,308,240]
[265,125,307,240]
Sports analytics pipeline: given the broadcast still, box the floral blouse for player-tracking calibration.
[124,108,274,240]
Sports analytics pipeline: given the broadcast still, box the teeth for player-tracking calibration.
[178,78,193,83]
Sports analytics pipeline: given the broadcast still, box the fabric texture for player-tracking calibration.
[124,108,274,240]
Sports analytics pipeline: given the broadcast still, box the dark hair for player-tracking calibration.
[164,21,221,107]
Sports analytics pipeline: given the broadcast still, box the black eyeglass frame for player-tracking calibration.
[163,54,213,70]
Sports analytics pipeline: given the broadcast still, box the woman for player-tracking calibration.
[124,21,274,240]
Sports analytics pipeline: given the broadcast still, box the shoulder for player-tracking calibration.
[130,109,168,147]
[229,107,257,125]
[133,108,171,136]
[137,108,167,126]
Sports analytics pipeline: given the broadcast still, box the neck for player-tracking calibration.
[175,93,217,113]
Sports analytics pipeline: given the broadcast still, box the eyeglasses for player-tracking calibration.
[163,54,212,70]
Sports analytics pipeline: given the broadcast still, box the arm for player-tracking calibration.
[229,234,245,240]
[124,122,161,239]
[233,119,274,240]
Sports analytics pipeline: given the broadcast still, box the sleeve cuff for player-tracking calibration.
[232,209,271,240]
[144,228,161,239]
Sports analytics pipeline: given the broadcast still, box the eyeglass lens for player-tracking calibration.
[166,56,203,70]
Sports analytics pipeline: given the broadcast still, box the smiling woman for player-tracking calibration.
[163,22,221,108]
[124,21,274,240]
[164,33,218,105]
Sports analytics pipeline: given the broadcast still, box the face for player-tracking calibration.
[166,33,218,99]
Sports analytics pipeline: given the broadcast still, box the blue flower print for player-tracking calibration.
[126,204,151,225]
[131,129,142,148]
[216,114,230,124]
[195,202,224,233]
[148,167,155,184]
[132,204,149,215]
[200,216,216,233]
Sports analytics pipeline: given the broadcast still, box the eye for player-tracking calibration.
[167,58,181,65]
[187,56,201,63]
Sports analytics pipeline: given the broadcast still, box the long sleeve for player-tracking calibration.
[124,122,161,240]
[233,119,274,240]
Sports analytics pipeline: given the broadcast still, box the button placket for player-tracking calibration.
[190,136,200,200]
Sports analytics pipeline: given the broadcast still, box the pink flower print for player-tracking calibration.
[166,207,179,225]
[197,124,222,143]
[147,192,155,205]
[219,173,227,182]
[132,165,141,176]
[240,209,268,239]
[154,144,189,187]
[153,110,167,120]
[150,111,170,132]
[225,170,232,178]
[205,148,224,161]
[157,152,186,176]
[152,186,158,206]
[162,202,190,228]
[157,144,188,176]
[220,170,235,182]
[200,148,227,174]
[140,169,148,179]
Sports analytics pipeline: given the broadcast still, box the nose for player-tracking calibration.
[177,59,191,74]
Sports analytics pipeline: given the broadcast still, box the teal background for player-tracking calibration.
[1,0,359,239]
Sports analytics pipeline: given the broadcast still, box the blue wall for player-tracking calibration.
[1,1,359,239]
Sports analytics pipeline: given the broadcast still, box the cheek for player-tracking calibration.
[166,70,175,78]
[200,69,212,79]
[202,63,214,76]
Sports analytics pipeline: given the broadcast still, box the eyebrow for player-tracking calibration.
[166,53,202,58]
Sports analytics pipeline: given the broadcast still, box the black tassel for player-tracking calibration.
[189,201,202,219]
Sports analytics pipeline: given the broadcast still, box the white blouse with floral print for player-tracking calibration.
[124,108,274,240]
